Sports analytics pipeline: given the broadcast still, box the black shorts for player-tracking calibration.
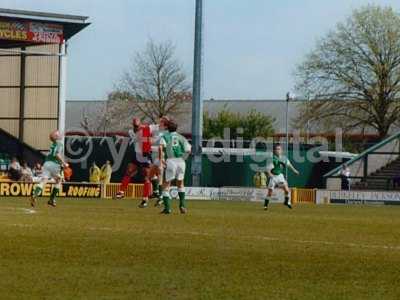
[133,152,153,168]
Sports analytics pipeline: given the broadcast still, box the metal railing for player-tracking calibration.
[323,132,400,190]
[291,188,316,204]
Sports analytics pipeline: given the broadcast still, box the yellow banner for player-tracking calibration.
[0,182,101,198]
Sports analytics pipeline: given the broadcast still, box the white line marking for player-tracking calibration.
[0,207,39,214]
[5,222,399,251]
[85,227,400,252]
[19,208,37,214]
[1,205,397,251]
[172,231,400,251]
[10,223,34,228]
[88,227,114,231]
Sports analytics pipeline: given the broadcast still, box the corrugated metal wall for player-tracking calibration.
[24,88,58,118]
[0,55,20,84]
[24,44,60,150]
[0,50,20,138]
[0,120,19,137]
[0,44,60,151]
[25,45,59,86]
[0,88,19,118]
[24,120,58,148]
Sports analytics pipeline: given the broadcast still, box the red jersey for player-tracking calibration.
[129,124,158,154]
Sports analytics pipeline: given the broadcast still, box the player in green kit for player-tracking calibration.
[264,144,300,210]
[151,116,170,207]
[159,119,191,214]
[30,130,68,207]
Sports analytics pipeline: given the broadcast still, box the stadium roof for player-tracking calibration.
[0,8,90,48]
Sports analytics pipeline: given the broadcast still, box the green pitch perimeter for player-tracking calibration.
[0,198,399,300]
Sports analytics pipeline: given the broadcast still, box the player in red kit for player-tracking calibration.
[115,118,158,207]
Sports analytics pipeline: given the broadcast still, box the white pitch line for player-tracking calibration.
[0,207,39,215]
[88,227,115,231]
[254,236,400,251]
[3,219,399,252]
[5,223,400,252]
[173,231,400,251]
[85,227,400,252]
[9,223,34,228]
[19,208,37,214]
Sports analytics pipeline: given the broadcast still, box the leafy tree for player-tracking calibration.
[295,5,400,139]
[204,106,275,140]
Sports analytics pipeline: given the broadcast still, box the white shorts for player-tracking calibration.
[165,158,186,182]
[41,161,62,180]
[268,174,287,190]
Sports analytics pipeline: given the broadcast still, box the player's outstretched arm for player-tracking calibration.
[127,129,137,143]
[182,136,192,159]
[289,163,300,175]
[285,159,300,175]
[56,153,68,168]
[159,137,167,167]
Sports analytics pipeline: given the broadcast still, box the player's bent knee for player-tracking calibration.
[142,169,150,178]
[126,163,137,175]
[150,165,159,177]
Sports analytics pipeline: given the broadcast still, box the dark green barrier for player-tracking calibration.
[65,137,322,188]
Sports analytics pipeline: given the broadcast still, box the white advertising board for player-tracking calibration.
[181,187,285,203]
[316,190,400,205]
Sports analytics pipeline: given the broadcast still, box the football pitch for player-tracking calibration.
[0,198,399,300]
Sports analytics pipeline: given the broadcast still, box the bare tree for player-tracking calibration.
[112,39,191,122]
[79,98,141,134]
[78,40,191,133]
[295,5,400,139]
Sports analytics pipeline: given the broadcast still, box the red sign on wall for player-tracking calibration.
[0,19,64,44]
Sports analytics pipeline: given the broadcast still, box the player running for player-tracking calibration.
[160,119,191,214]
[30,130,68,207]
[264,143,300,210]
[115,117,159,208]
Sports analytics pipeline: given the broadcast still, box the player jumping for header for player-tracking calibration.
[30,130,68,208]
[264,143,300,210]
[159,119,191,214]
[115,117,161,207]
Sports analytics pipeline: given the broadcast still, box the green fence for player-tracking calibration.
[184,148,320,188]
[65,137,321,188]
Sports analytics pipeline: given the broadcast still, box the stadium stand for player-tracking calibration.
[353,158,400,190]
[325,131,400,190]
[0,128,44,167]
[0,152,11,181]
[0,152,10,171]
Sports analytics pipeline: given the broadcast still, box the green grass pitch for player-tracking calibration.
[0,197,399,300]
